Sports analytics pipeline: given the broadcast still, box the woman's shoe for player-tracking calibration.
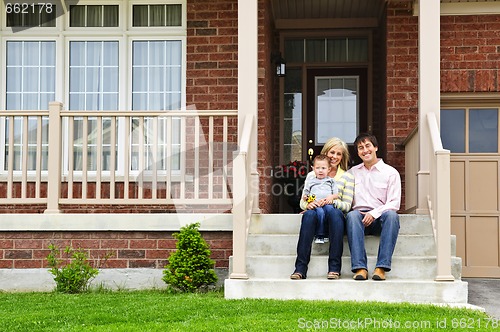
[290,272,304,280]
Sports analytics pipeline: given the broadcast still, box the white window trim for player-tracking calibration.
[1,0,187,176]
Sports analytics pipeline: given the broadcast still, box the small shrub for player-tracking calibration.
[46,244,111,294]
[163,222,218,292]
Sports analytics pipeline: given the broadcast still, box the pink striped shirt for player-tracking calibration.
[348,159,401,219]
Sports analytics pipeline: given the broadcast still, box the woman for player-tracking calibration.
[290,137,354,280]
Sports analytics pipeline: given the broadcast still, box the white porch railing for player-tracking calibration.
[404,113,454,281]
[426,112,454,281]
[229,114,255,279]
[0,102,238,213]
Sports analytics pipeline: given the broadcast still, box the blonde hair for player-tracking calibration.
[320,137,350,171]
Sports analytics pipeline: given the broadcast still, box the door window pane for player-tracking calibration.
[316,77,358,144]
[348,38,368,62]
[284,40,304,63]
[306,39,325,63]
[327,38,347,62]
[469,109,498,153]
[441,109,465,153]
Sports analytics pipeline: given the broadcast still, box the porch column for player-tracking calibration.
[230,0,259,280]
[238,0,259,212]
[417,0,440,214]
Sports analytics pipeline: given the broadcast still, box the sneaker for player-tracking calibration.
[314,237,325,244]
[323,238,329,243]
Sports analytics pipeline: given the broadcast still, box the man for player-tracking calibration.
[346,133,401,281]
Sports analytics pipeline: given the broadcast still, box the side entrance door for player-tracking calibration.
[305,68,368,165]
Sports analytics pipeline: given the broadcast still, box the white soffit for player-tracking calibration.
[414,1,500,16]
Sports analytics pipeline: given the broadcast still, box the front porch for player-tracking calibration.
[0,0,466,303]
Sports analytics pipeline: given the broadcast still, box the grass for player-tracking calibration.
[0,289,497,331]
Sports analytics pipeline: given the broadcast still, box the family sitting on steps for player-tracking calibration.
[290,133,401,281]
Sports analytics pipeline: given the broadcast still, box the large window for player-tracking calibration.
[1,1,186,174]
[441,108,499,153]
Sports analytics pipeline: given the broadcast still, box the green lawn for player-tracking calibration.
[0,290,497,331]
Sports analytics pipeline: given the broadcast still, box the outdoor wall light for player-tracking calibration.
[272,52,286,77]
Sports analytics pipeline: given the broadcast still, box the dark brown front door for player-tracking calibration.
[306,68,367,165]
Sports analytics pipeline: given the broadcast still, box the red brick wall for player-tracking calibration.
[187,0,275,213]
[187,0,238,110]
[0,231,232,269]
[441,14,500,92]
[257,0,277,213]
[386,3,419,211]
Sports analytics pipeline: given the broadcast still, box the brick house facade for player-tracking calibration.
[1,0,499,283]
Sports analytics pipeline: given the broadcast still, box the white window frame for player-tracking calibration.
[0,0,187,177]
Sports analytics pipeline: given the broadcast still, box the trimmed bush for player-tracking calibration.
[163,222,218,292]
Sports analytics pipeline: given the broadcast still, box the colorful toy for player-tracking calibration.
[306,194,316,203]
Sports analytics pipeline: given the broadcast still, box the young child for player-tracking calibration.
[302,154,339,244]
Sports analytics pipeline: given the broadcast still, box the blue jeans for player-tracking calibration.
[293,205,345,278]
[346,210,400,272]
[313,206,326,238]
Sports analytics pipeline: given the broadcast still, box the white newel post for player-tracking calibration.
[44,102,62,214]
[230,0,258,279]
[417,0,440,214]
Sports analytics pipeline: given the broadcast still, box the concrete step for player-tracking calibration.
[236,255,463,280]
[224,278,468,303]
[226,213,467,304]
[249,214,433,235]
[247,234,457,256]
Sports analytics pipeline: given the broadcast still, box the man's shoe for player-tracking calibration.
[372,268,386,281]
[352,269,368,280]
